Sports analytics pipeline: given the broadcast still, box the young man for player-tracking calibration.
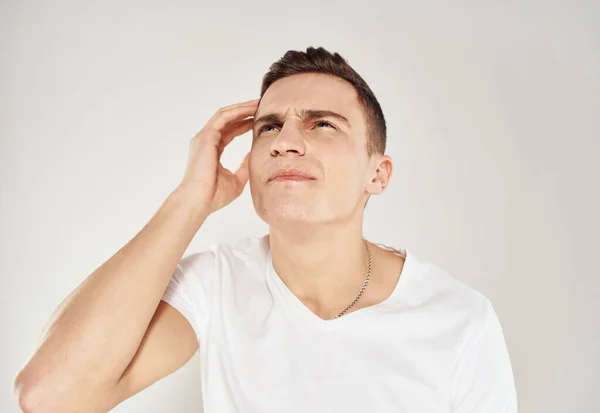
[14,47,518,413]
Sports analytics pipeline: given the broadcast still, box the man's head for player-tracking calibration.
[248,47,393,229]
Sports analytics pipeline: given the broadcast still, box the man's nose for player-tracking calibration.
[270,121,307,157]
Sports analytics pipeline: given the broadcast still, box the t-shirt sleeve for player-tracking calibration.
[451,299,518,413]
[160,249,216,346]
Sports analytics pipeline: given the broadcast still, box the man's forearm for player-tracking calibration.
[14,186,210,407]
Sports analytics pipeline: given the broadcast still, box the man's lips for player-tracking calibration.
[268,168,317,182]
[269,175,315,181]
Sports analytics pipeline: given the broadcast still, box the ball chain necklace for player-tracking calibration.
[334,238,372,319]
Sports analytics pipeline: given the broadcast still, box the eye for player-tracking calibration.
[257,124,277,134]
[257,120,335,135]
[315,120,335,129]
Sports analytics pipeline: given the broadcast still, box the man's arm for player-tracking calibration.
[105,300,199,411]
[13,99,259,413]
[14,188,209,413]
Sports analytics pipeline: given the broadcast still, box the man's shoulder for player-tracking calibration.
[412,255,495,329]
[176,235,269,282]
[186,234,269,269]
[211,234,270,259]
[424,259,490,302]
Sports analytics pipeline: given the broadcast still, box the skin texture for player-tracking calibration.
[248,73,403,320]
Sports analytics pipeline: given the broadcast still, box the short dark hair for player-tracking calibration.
[260,46,387,156]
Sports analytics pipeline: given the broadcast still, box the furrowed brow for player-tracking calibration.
[300,109,351,128]
[253,113,283,130]
[253,109,351,132]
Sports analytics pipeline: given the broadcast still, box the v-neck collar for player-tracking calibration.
[264,242,417,328]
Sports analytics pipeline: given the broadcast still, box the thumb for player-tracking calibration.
[233,152,250,192]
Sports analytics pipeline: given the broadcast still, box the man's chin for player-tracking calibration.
[263,206,320,225]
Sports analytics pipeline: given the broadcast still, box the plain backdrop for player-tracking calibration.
[1,1,598,412]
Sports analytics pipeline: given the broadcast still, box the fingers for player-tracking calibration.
[193,99,258,167]
[217,98,260,112]
[233,152,250,192]
[217,118,254,158]
[217,152,250,198]
[206,99,259,132]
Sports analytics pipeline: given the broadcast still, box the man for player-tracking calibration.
[14,47,517,412]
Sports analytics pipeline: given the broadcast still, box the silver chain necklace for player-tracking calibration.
[334,239,372,319]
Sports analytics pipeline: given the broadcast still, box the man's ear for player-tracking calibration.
[365,155,393,195]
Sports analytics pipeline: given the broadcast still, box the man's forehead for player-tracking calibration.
[256,74,360,117]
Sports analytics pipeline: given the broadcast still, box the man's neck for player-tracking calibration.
[268,225,371,312]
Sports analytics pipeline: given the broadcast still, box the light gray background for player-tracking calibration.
[2,1,598,412]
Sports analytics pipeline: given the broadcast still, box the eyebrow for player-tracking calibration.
[252,109,351,132]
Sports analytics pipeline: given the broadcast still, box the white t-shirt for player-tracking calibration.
[161,235,517,413]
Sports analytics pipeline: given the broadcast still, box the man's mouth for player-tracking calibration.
[269,175,315,181]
